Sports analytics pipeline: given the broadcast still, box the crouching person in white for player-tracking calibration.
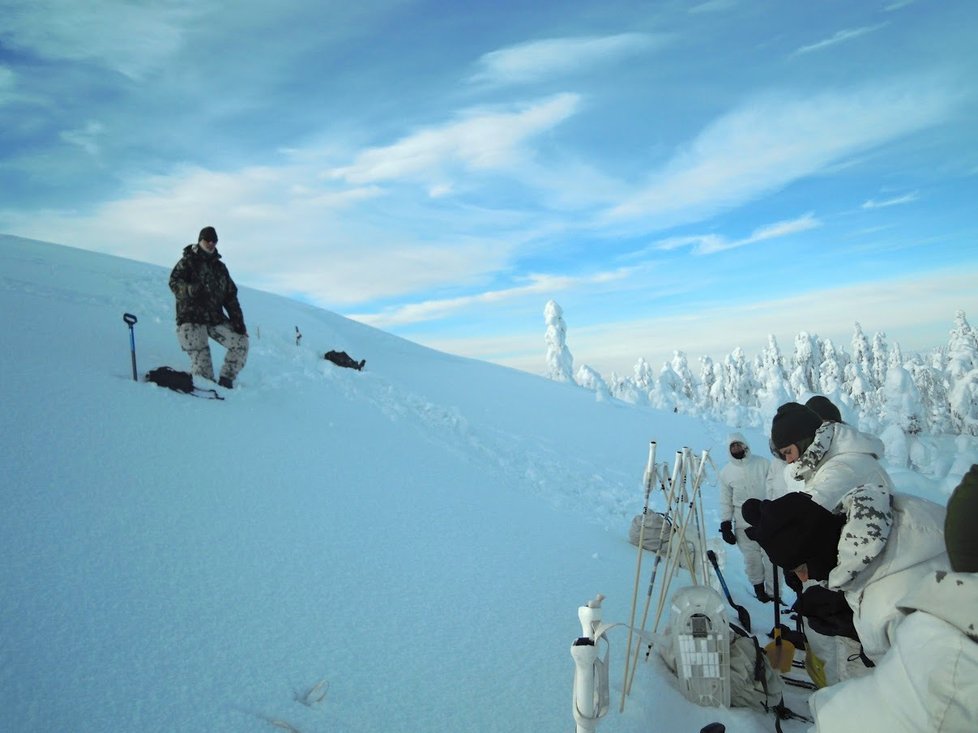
[809,464,978,732]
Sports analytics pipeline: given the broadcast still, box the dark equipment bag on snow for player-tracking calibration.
[144,366,223,400]
[324,350,365,371]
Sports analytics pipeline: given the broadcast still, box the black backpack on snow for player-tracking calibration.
[324,350,366,371]
[145,366,223,400]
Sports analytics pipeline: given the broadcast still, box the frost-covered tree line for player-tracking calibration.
[545,302,978,454]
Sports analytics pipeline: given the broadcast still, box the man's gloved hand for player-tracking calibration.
[784,569,804,596]
[720,520,736,545]
[230,318,247,336]
[799,585,859,640]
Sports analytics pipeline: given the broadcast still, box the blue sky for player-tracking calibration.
[2,0,976,376]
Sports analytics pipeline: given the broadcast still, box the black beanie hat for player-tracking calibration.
[199,226,218,243]
[945,464,978,573]
[770,402,823,450]
[742,492,844,580]
[805,395,842,424]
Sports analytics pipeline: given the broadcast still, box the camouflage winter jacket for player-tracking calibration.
[810,570,978,733]
[169,244,246,332]
[827,484,947,661]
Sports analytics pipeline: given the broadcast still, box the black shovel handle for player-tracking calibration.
[706,549,751,631]
[123,313,138,380]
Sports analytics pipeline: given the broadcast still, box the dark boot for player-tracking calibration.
[218,376,234,389]
[754,583,772,603]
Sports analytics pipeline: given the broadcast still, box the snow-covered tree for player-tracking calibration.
[818,338,844,396]
[721,347,756,425]
[755,335,792,418]
[845,361,879,431]
[609,373,647,405]
[670,350,698,404]
[576,364,610,400]
[633,357,655,395]
[950,371,978,437]
[543,300,574,383]
[871,331,890,390]
[851,322,875,391]
[882,363,924,437]
[943,311,978,436]
[946,310,978,382]
[697,355,718,415]
[907,355,952,434]
[651,362,685,412]
[758,334,788,384]
[788,331,819,397]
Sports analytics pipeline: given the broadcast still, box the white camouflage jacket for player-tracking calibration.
[809,569,978,733]
[791,422,892,510]
[718,432,770,527]
[826,484,948,661]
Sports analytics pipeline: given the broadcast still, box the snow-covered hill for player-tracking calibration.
[0,234,968,733]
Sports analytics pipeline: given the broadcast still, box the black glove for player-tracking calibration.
[720,520,736,545]
[230,318,247,336]
[784,569,804,596]
[798,585,859,640]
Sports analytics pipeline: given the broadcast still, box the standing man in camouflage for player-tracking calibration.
[169,226,249,389]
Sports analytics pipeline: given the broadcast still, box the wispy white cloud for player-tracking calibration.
[469,33,659,86]
[59,121,106,156]
[0,66,15,104]
[607,81,957,228]
[0,0,195,79]
[655,212,820,255]
[791,23,888,57]
[688,0,738,14]
[328,94,581,186]
[351,268,635,328]
[861,191,919,209]
[0,161,528,306]
[884,0,915,11]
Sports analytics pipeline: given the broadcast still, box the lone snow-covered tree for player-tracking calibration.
[544,300,575,383]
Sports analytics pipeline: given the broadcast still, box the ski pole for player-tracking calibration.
[123,313,138,381]
[649,452,708,636]
[620,441,656,712]
[624,457,681,695]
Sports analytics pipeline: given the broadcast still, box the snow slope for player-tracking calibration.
[0,235,964,733]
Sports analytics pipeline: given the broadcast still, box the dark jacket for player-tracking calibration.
[169,244,245,333]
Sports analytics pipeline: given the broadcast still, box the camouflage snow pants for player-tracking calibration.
[176,322,249,383]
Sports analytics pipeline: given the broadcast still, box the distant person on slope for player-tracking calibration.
[169,226,248,389]
[718,432,775,602]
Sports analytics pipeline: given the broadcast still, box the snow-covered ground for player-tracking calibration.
[1,234,973,733]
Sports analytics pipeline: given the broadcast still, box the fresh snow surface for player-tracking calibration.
[1,234,973,733]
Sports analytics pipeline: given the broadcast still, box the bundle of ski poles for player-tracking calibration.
[620,443,715,709]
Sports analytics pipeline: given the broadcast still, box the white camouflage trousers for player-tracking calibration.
[735,524,779,595]
[176,322,249,383]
